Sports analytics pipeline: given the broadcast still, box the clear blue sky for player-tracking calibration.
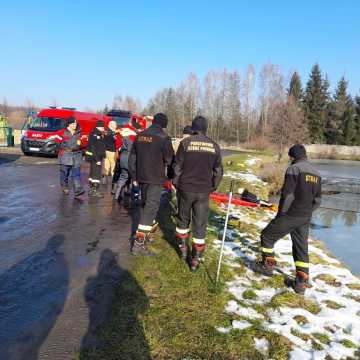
[1,0,359,110]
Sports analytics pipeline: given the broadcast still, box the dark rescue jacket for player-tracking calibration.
[278,158,321,218]
[104,129,116,152]
[128,124,174,185]
[85,128,106,163]
[58,128,82,167]
[173,132,223,193]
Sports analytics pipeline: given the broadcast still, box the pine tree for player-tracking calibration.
[304,64,328,143]
[343,100,355,145]
[288,71,303,102]
[354,95,360,145]
[327,77,354,145]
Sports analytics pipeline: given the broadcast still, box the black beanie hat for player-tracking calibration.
[288,144,307,159]
[192,116,208,133]
[153,113,168,128]
[183,125,193,135]
[96,120,105,127]
[67,117,76,126]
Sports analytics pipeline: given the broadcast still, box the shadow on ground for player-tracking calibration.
[0,153,21,165]
[79,249,150,360]
[0,235,69,360]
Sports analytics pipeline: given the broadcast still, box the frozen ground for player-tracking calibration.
[212,155,360,359]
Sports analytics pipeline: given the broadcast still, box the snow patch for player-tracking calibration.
[214,162,360,359]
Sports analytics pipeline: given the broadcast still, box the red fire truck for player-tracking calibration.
[106,109,151,129]
[21,107,112,156]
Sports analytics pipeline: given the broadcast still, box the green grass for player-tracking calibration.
[218,153,270,200]
[346,283,360,290]
[322,300,345,310]
[78,151,348,359]
[312,332,331,345]
[78,203,292,359]
[340,339,358,348]
[290,328,311,342]
[345,294,360,303]
[293,315,309,325]
[314,274,342,287]
[270,291,321,314]
[243,289,258,300]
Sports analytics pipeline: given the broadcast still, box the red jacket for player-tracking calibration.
[115,133,122,150]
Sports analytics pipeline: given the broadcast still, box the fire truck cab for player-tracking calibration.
[106,109,151,130]
[21,107,111,156]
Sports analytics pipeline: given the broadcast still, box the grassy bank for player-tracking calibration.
[79,152,360,360]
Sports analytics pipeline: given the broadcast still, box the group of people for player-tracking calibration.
[58,116,139,199]
[128,114,223,272]
[57,113,224,272]
[57,113,321,292]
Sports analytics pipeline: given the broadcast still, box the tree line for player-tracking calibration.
[133,63,360,152]
[2,63,360,152]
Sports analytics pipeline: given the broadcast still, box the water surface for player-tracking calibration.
[311,160,360,275]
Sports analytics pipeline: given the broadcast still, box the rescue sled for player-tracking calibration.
[210,192,277,211]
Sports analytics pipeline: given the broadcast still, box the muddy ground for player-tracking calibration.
[0,148,235,360]
[0,151,134,360]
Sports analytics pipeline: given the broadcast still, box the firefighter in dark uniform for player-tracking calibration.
[58,117,84,197]
[173,116,223,271]
[253,144,321,294]
[129,113,174,255]
[85,120,106,197]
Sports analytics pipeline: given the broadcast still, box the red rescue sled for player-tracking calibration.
[210,192,258,207]
[210,192,277,211]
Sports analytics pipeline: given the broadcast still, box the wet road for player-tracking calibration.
[0,154,133,359]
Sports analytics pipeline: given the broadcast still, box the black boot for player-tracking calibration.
[286,271,310,295]
[74,188,85,198]
[252,255,276,277]
[190,243,206,272]
[131,232,154,256]
[93,183,104,198]
[147,222,158,244]
[88,182,95,196]
[176,233,189,259]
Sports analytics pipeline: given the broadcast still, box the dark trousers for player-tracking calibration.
[137,184,163,233]
[261,214,310,274]
[112,160,121,184]
[60,165,82,192]
[177,191,210,243]
[89,161,102,183]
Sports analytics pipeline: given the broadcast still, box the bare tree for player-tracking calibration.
[270,97,309,160]
[0,98,10,117]
[25,99,36,115]
[258,62,286,136]
[226,70,242,144]
[112,94,142,112]
[242,65,255,143]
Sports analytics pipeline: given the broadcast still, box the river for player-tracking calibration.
[310,159,360,276]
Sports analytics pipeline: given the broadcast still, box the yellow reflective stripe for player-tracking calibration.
[176,227,190,234]
[85,151,93,156]
[138,224,152,232]
[193,238,205,245]
[295,261,310,268]
[261,247,274,254]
